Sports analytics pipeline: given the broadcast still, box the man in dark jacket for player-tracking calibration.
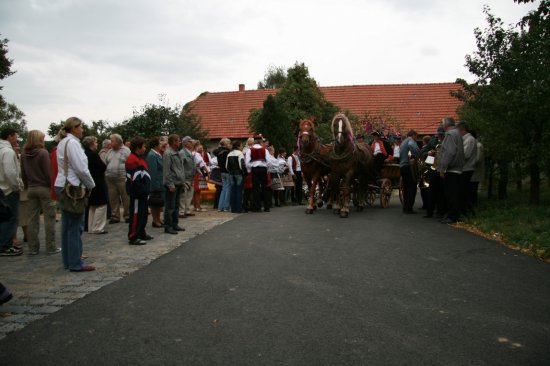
[126,137,152,245]
[163,134,185,234]
[438,117,465,224]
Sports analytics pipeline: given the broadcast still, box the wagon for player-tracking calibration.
[366,163,404,208]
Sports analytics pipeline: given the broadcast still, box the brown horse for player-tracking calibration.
[329,114,375,218]
[298,119,332,214]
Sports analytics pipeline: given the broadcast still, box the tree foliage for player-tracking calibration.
[257,65,287,89]
[110,103,206,143]
[454,1,549,204]
[0,102,27,137]
[250,62,339,148]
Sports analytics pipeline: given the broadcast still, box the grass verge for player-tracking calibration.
[457,185,550,262]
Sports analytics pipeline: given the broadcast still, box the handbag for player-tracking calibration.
[57,139,88,216]
[271,173,284,191]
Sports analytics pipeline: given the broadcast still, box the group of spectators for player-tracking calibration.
[397,117,484,224]
[0,119,305,266]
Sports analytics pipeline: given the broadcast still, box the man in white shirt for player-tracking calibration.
[0,128,24,256]
[287,146,303,205]
[245,135,273,212]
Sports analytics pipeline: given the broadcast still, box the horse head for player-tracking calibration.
[299,118,315,151]
[331,113,353,147]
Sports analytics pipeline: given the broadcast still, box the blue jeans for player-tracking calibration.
[218,173,233,211]
[0,192,19,250]
[55,187,86,270]
[230,174,243,212]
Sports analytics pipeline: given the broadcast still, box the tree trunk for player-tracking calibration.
[529,161,540,205]
[515,162,522,191]
[497,160,508,200]
[487,160,494,199]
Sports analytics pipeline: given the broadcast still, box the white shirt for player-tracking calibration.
[373,142,382,155]
[393,144,400,159]
[54,134,95,189]
[287,154,301,175]
[193,151,208,172]
[245,144,275,170]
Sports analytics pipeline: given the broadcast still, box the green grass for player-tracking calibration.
[464,185,550,260]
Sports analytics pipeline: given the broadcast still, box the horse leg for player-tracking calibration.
[305,174,316,214]
[340,171,353,218]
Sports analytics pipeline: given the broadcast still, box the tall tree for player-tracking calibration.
[455,1,549,204]
[249,95,294,151]
[250,62,339,145]
[257,65,287,89]
[0,35,27,137]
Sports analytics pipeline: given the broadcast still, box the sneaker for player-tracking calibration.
[47,248,62,255]
[1,247,23,256]
[129,238,147,245]
[143,234,154,241]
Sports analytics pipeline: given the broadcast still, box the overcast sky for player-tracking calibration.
[0,0,538,132]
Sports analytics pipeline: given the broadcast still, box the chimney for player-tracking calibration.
[238,84,245,92]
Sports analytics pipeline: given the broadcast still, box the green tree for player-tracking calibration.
[257,65,287,89]
[454,1,549,204]
[250,62,339,145]
[111,103,206,143]
[249,95,294,151]
[0,35,27,137]
[0,102,27,136]
[0,36,15,108]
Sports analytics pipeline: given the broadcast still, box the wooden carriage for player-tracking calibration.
[366,163,404,208]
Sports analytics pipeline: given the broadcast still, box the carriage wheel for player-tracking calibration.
[398,177,404,206]
[380,179,392,208]
[366,189,376,206]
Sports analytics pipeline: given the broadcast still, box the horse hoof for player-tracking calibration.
[317,201,324,208]
[327,204,333,210]
[340,211,349,218]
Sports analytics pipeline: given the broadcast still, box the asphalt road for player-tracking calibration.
[1,200,549,365]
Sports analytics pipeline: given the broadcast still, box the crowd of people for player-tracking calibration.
[0,115,482,304]
[396,117,484,224]
[0,120,305,266]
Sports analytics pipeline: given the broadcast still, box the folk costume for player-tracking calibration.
[245,140,272,212]
[125,151,151,244]
[287,152,302,204]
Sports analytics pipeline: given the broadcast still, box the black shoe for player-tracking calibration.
[263,208,270,212]
[143,234,154,241]
[403,210,417,214]
[164,227,178,235]
[0,287,13,305]
[109,219,120,224]
[129,238,147,245]
[173,225,185,231]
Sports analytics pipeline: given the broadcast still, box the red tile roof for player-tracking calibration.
[188,82,462,139]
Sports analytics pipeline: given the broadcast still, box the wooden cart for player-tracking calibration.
[366,163,404,208]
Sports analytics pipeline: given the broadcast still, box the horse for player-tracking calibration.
[329,113,375,218]
[298,119,332,214]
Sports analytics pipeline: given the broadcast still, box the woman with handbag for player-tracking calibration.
[54,117,96,272]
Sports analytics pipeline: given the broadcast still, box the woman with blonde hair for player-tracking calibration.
[21,130,59,255]
[54,117,96,271]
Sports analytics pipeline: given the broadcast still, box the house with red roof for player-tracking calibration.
[187,82,463,141]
